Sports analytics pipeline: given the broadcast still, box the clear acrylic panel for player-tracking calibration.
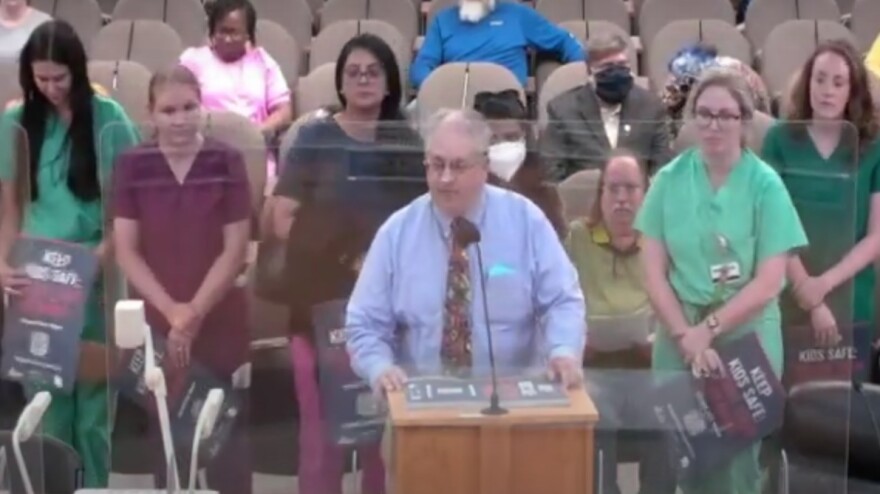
[89,112,879,494]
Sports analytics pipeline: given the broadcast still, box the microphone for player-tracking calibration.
[189,388,225,494]
[115,299,181,491]
[451,217,507,416]
[13,391,51,494]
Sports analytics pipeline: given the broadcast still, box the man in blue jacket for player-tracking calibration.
[411,0,585,90]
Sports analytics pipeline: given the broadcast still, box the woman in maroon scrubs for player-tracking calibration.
[111,65,252,494]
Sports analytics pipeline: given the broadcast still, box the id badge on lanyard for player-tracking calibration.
[707,233,741,313]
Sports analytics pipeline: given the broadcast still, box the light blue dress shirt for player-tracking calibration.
[346,185,587,386]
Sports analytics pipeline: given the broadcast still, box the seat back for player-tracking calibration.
[296,64,340,117]
[90,20,184,73]
[251,0,314,50]
[557,169,600,222]
[321,0,419,50]
[256,19,302,87]
[309,19,410,89]
[31,0,104,48]
[203,110,267,215]
[761,19,857,98]
[638,0,735,51]
[648,19,752,92]
[111,0,207,47]
[536,0,631,33]
[87,60,152,125]
[851,0,880,53]
[0,431,83,494]
[745,0,842,51]
[0,62,20,108]
[537,62,587,128]
[417,62,524,122]
[784,381,880,482]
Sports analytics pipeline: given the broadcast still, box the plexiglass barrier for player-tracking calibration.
[0,114,875,493]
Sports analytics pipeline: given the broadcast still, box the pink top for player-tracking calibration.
[180,45,291,177]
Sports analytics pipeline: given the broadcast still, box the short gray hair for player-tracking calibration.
[421,108,493,155]
[586,33,629,63]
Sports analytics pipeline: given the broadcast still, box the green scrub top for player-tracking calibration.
[0,95,140,247]
[635,148,808,375]
[761,122,880,326]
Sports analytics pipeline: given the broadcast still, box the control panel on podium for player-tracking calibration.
[387,374,598,494]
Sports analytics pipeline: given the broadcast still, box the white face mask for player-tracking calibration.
[488,140,527,181]
[459,0,491,23]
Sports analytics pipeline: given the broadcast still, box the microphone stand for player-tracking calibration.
[474,244,507,416]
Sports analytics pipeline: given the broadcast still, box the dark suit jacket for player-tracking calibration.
[541,83,673,180]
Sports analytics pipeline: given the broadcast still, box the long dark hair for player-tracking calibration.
[18,20,98,204]
[334,33,411,143]
[787,39,878,153]
[472,89,539,170]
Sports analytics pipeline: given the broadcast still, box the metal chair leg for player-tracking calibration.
[597,448,604,494]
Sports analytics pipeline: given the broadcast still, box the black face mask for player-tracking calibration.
[594,66,634,105]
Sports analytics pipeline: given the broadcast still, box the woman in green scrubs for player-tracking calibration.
[635,68,807,494]
[0,21,139,487]
[761,40,880,352]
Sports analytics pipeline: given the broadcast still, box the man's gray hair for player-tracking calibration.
[420,108,493,155]
[586,33,629,63]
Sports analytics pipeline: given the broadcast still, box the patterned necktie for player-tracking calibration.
[441,237,472,373]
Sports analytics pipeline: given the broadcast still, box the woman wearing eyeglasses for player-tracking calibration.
[635,68,807,493]
[265,33,424,494]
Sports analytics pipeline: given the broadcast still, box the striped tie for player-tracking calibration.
[441,239,473,374]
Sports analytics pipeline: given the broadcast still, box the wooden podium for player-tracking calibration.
[387,386,599,494]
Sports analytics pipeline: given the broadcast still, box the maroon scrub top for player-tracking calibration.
[112,138,251,375]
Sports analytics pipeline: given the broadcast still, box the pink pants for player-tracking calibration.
[290,335,386,494]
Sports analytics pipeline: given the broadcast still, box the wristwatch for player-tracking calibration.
[706,314,722,337]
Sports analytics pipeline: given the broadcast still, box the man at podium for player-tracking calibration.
[345,108,586,392]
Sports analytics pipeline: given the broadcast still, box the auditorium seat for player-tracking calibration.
[295,63,340,117]
[0,62,20,109]
[90,20,184,74]
[537,61,586,128]
[256,19,303,87]
[557,169,600,222]
[761,19,856,99]
[320,0,419,53]
[87,60,152,125]
[637,0,735,54]
[535,0,631,34]
[111,0,207,47]
[744,0,841,53]
[416,62,524,121]
[309,19,410,91]
[535,20,634,95]
[251,0,314,51]
[30,0,104,49]
[851,0,880,53]
[203,110,268,215]
[647,19,752,92]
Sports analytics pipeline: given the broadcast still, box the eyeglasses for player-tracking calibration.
[343,65,385,82]
[424,157,483,177]
[694,108,742,128]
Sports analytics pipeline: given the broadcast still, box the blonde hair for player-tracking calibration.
[685,67,754,147]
